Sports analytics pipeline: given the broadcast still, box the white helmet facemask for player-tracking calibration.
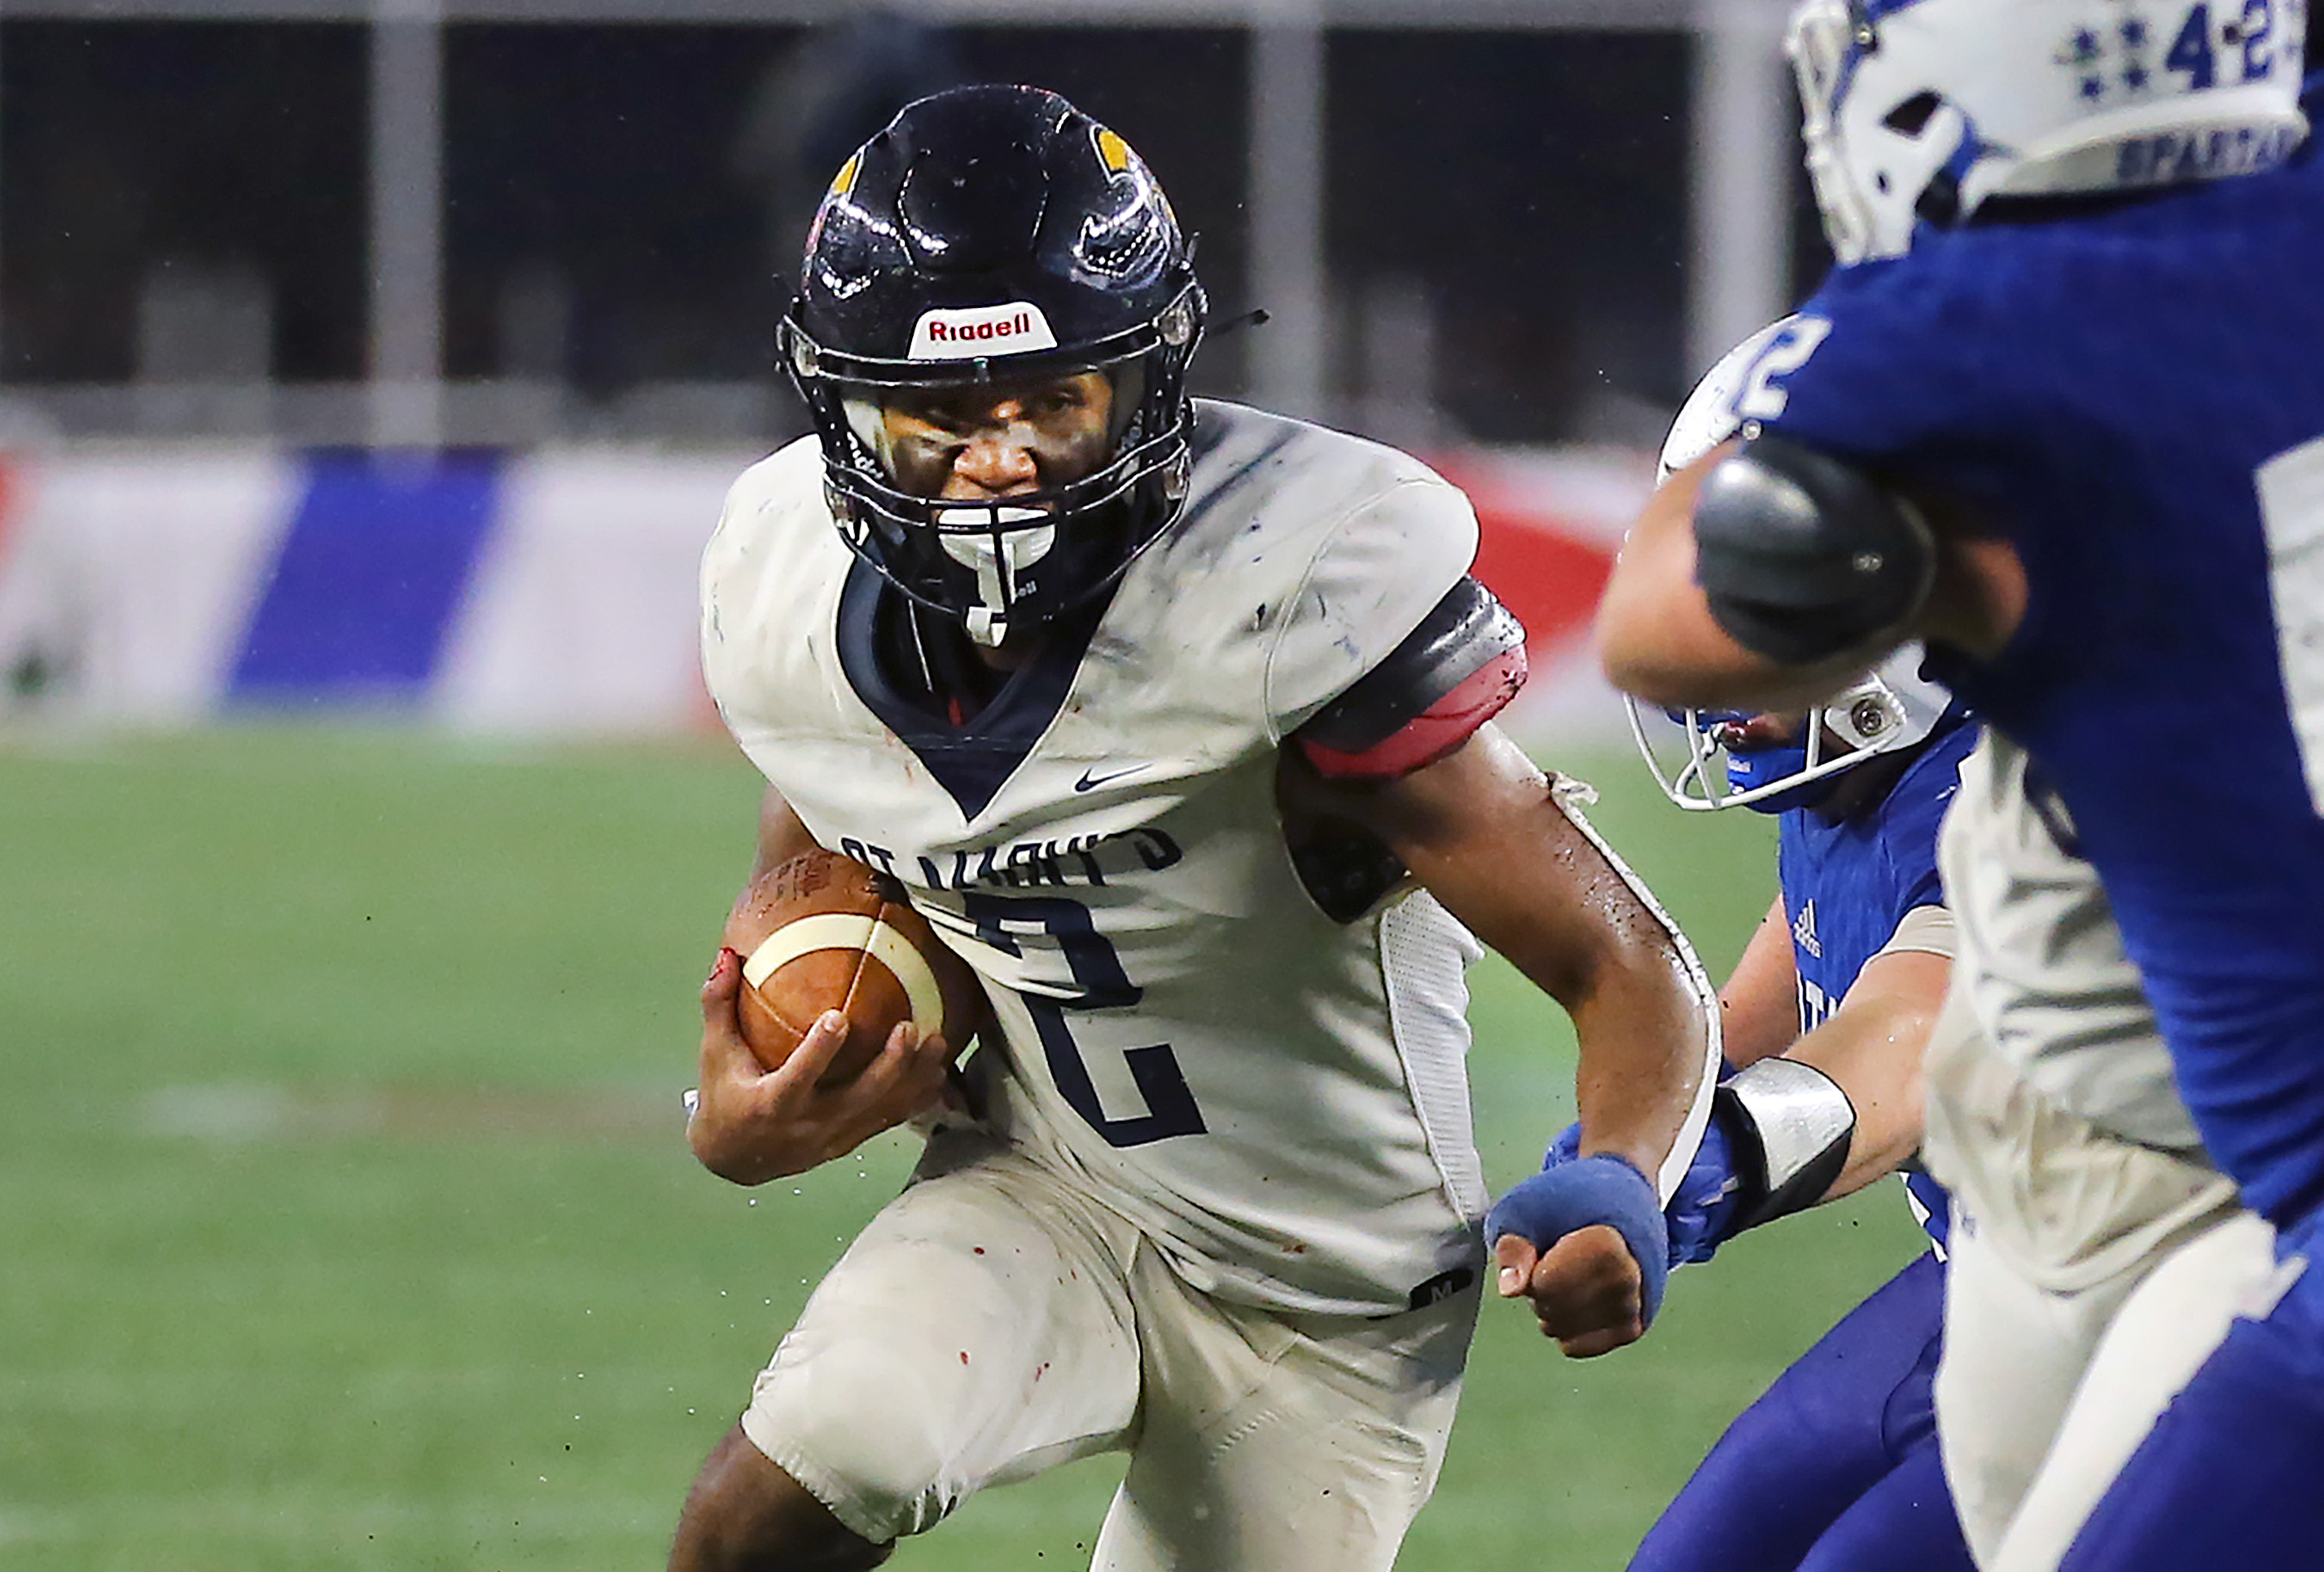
[1631,645,1957,812]
[1790,0,1974,263]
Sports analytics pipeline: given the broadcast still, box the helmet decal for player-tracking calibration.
[906,302,1060,360]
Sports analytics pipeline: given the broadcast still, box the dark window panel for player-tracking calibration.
[0,15,1700,449]
[1331,29,1689,443]
[444,24,794,389]
[2,20,366,384]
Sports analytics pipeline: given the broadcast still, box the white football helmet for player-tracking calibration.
[1655,314,1817,485]
[1631,645,1958,813]
[1633,313,1958,811]
[1789,0,2310,264]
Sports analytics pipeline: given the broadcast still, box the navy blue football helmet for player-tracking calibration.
[778,85,1208,645]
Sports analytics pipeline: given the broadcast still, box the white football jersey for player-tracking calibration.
[1939,731,2203,1153]
[701,400,1499,1316]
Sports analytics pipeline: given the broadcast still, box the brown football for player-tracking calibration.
[721,847,984,1087]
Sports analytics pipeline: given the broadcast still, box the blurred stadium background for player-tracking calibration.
[0,2,1934,1567]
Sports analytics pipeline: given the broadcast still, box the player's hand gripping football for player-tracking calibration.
[687,946,954,1184]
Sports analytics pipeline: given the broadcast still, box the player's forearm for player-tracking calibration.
[1467,820,1718,1185]
[1788,1021,1937,1201]
[1717,896,1803,1068]
[1785,947,1949,1201]
[1596,474,1896,713]
[1919,531,2028,660]
[1567,968,1719,1181]
[1348,727,1717,1181]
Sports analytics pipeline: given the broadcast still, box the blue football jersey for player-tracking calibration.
[1748,78,2324,1228]
[1779,721,1977,1247]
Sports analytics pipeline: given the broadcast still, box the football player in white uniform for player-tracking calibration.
[666,86,1722,1572]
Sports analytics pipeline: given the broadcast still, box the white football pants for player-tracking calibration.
[739,1127,1477,1570]
[1922,981,2276,1572]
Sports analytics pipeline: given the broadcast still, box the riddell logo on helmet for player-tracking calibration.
[908,303,1060,361]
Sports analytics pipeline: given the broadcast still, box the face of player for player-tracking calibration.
[878,370,1118,503]
[1709,712,1802,753]
[1709,710,1835,814]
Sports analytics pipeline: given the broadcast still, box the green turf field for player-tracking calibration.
[0,725,1930,1570]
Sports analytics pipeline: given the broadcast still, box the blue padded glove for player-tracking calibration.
[1484,1152,1670,1328]
[1660,1115,1745,1266]
[1544,1120,1583,1167]
[1538,1114,1746,1268]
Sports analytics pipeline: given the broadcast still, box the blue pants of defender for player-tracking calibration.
[1632,1251,1975,1572]
[2059,1230,2324,1570]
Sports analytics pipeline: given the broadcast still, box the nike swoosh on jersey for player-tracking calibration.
[1073,764,1149,792]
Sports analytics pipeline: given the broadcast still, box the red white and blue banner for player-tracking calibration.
[0,444,1649,740]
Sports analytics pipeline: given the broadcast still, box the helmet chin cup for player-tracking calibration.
[936,506,1053,648]
[962,606,1007,648]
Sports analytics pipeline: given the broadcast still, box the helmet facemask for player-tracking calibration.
[787,288,1202,648]
[1630,646,1955,813]
[1790,0,1980,264]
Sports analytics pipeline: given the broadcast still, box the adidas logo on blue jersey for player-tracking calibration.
[1792,900,1822,959]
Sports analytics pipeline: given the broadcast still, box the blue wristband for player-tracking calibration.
[1484,1152,1670,1328]
[1541,1066,1747,1269]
